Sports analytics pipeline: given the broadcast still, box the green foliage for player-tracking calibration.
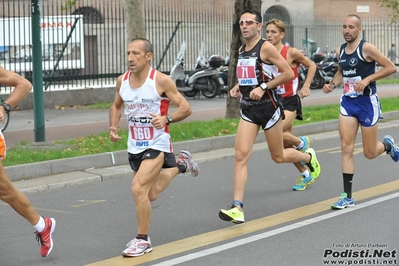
[377,78,399,84]
[61,0,79,11]
[378,0,399,23]
[2,97,398,167]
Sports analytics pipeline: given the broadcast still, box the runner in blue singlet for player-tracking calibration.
[323,14,399,210]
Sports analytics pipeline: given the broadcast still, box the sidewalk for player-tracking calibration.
[5,86,399,191]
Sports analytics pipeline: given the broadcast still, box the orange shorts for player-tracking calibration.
[0,131,6,160]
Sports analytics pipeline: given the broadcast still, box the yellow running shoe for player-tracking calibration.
[219,205,245,224]
[305,148,321,179]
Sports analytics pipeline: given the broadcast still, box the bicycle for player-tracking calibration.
[0,97,10,132]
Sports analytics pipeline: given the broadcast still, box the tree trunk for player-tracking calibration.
[123,0,146,44]
[225,0,262,118]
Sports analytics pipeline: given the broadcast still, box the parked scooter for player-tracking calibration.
[299,63,330,90]
[307,51,333,89]
[320,51,338,77]
[170,41,224,99]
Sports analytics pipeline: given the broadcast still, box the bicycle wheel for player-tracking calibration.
[0,112,10,132]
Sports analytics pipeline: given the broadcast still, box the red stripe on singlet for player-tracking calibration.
[123,71,130,81]
[149,68,156,80]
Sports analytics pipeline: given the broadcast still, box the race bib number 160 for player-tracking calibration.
[130,126,154,140]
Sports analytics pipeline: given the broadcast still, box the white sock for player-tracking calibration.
[34,216,45,232]
[297,139,304,150]
[301,170,310,178]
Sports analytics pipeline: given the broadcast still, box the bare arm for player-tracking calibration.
[357,42,397,92]
[323,47,343,94]
[230,83,240,97]
[248,42,294,101]
[109,74,124,142]
[261,42,294,89]
[0,66,32,108]
[290,47,316,98]
[151,72,192,128]
[230,46,242,98]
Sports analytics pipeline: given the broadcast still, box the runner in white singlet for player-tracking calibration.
[109,38,200,257]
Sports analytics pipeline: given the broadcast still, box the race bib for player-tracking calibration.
[276,84,286,95]
[343,76,362,98]
[237,58,258,86]
[130,126,154,141]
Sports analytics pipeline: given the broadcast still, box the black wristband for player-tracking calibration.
[332,82,337,89]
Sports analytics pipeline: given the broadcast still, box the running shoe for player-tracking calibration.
[293,174,314,191]
[297,136,310,152]
[305,148,321,179]
[35,217,56,257]
[331,193,355,209]
[383,135,399,162]
[122,237,153,257]
[219,205,245,224]
[177,150,200,177]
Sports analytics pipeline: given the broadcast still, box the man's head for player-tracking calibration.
[239,9,262,40]
[265,18,285,46]
[127,38,153,73]
[342,14,362,43]
[392,43,396,48]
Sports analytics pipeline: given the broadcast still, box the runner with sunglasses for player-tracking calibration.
[219,9,321,224]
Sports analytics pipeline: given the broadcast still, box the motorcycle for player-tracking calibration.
[306,52,333,89]
[299,63,331,90]
[170,41,224,99]
[320,51,338,77]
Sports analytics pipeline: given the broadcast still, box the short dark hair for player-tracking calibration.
[241,9,262,23]
[129,38,153,54]
[346,14,361,27]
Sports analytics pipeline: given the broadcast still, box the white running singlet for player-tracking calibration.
[119,67,173,154]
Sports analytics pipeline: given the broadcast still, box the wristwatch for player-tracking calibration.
[166,115,173,124]
[1,102,11,113]
[260,83,268,91]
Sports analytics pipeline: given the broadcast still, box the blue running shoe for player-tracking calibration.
[293,174,314,191]
[331,193,355,209]
[383,135,399,162]
[297,136,310,152]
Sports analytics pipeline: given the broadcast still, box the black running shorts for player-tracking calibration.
[281,94,303,120]
[240,104,282,130]
[128,149,177,171]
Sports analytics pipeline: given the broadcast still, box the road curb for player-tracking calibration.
[10,111,399,193]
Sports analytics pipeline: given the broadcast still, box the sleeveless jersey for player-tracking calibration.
[237,38,280,110]
[277,45,299,98]
[339,39,376,97]
[119,67,173,154]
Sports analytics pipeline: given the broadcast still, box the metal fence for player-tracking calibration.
[0,0,398,92]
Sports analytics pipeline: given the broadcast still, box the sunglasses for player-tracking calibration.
[239,20,260,26]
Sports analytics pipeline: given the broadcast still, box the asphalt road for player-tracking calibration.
[1,85,399,265]
[1,126,399,266]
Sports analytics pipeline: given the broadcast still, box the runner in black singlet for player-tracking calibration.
[219,9,321,224]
